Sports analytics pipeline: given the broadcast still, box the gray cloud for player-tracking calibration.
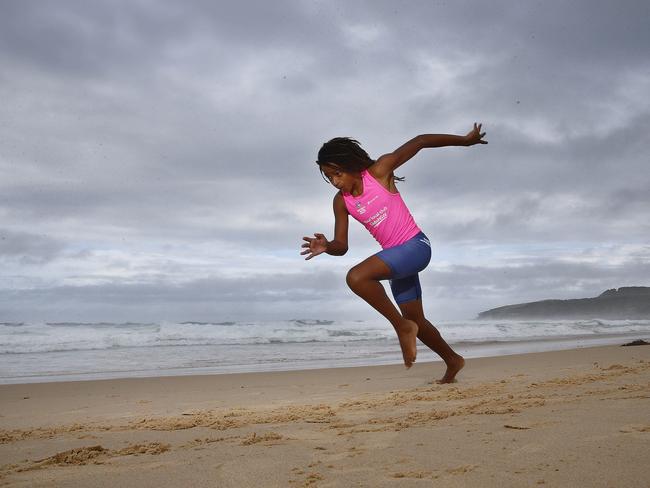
[0,229,64,264]
[2,251,648,322]
[1,0,649,321]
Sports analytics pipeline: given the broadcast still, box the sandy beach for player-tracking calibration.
[1,344,649,487]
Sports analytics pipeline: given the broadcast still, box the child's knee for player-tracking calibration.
[399,303,426,323]
[405,313,426,327]
[345,266,363,290]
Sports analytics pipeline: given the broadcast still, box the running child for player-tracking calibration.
[301,124,487,383]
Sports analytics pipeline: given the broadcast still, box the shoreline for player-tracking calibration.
[1,344,649,486]
[2,331,647,385]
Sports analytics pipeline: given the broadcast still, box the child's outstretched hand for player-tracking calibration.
[464,122,488,146]
[301,233,328,260]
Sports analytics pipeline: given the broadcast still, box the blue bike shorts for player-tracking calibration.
[375,231,432,304]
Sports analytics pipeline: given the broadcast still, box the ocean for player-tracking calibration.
[1,318,648,384]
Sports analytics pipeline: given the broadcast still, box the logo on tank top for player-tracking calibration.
[355,195,379,216]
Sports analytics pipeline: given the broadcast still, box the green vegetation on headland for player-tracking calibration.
[477,287,650,320]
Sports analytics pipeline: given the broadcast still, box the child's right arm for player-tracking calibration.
[301,193,349,260]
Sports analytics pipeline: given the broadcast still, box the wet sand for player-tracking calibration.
[1,344,649,487]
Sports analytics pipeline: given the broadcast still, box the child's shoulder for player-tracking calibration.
[367,163,396,193]
[333,191,348,212]
[371,153,398,177]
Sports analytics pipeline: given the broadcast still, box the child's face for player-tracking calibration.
[320,164,359,193]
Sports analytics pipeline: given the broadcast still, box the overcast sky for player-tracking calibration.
[1,0,649,322]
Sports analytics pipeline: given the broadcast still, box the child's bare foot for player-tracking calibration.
[395,319,418,368]
[437,355,465,383]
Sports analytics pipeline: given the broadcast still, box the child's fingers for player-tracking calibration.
[302,247,316,259]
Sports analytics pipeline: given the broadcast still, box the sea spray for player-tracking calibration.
[1,319,648,383]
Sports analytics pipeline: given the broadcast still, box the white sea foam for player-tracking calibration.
[0,318,648,383]
[0,319,395,354]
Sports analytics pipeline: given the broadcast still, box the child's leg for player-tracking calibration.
[346,255,418,368]
[398,298,465,383]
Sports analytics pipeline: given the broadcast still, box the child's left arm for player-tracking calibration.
[373,123,487,176]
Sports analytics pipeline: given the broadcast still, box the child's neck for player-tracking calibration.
[350,173,363,197]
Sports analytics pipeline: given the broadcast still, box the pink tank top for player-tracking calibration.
[342,170,421,249]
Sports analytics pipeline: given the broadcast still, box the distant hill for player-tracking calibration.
[477,287,650,320]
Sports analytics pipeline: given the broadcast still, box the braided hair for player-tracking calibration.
[316,137,403,183]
